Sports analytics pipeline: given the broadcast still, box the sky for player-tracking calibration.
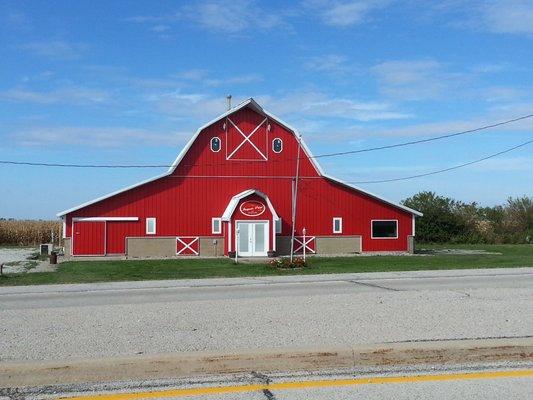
[0,0,532,219]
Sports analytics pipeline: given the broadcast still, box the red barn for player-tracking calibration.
[58,98,422,258]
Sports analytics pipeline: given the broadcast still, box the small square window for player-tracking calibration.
[333,217,342,234]
[275,218,282,234]
[212,218,222,234]
[146,218,156,235]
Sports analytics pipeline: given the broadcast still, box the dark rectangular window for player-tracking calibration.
[372,220,397,238]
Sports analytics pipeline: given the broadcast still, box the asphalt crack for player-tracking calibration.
[262,389,276,399]
[251,371,278,400]
[348,280,401,291]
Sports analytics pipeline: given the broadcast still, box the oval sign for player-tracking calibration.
[240,200,266,217]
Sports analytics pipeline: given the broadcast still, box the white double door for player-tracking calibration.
[236,221,268,257]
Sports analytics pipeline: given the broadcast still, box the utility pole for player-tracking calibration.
[290,135,302,263]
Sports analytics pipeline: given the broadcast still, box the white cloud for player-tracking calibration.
[305,54,350,74]
[172,69,261,86]
[185,0,283,33]
[371,59,466,100]
[0,87,111,105]
[20,40,87,59]
[302,110,533,144]
[306,1,389,27]
[8,126,188,148]
[483,0,533,34]
[3,10,32,31]
[260,91,412,122]
[324,2,375,26]
[470,156,533,172]
[151,24,171,32]
[128,0,286,34]
[431,1,533,36]
[146,92,229,119]
[482,86,525,102]
[204,74,263,87]
[174,69,210,81]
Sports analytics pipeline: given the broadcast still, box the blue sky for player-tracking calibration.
[0,0,532,219]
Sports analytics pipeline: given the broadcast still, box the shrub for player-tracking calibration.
[402,192,533,244]
[268,257,308,269]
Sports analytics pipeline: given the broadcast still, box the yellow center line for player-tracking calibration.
[60,369,533,400]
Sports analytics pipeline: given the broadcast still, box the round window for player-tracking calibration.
[210,137,221,152]
[272,138,283,153]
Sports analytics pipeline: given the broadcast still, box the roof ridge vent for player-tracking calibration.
[226,94,232,111]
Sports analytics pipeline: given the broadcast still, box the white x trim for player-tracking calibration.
[176,237,199,255]
[227,117,268,160]
[293,236,316,254]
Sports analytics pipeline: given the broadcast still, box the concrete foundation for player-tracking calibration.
[63,238,71,257]
[316,236,362,254]
[65,235,406,259]
[126,237,177,258]
[275,235,362,256]
[199,237,224,257]
[408,235,415,254]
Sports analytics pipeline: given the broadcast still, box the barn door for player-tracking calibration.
[236,221,268,257]
[72,221,105,256]
[106,221,137,255]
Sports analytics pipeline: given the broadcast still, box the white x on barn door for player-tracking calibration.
[226,117,268,160]
[293,236,316,254]
[176,237,199,256]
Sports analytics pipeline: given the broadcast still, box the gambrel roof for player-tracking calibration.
[57,98,422,217]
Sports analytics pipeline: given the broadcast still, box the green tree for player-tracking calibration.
[402,191,469,243]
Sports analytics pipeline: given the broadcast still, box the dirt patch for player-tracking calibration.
[1,338,531,388]
[0,247,56,274]
[417,248,503,256]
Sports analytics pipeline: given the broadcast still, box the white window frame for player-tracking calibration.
[272,137,283,153]
[333,217,342,234]
[210,136,221,152]
[371,219,398,239]
[275,218,282,234]
[146,217,156,235]
[212,218,222,234]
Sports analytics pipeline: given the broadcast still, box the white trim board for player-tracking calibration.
[57,98,422,218]
[72,217,139,222]
[221,189,279,221]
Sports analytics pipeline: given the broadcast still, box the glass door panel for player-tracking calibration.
[254,223,265,253]
[237,222,250,255]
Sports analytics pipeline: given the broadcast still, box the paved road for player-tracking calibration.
[1,268,532,361]
[6,364,531,400]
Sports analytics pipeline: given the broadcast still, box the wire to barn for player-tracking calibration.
[0,113,532,170]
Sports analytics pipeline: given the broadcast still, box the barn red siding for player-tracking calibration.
[64,104,417,255]
[72,221,105,256]
[106,221,142,254]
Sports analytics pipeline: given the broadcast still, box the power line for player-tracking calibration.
[0,113,531,169]
[313,113,533,159]
[345,139,533,184]
[158,139,533,182]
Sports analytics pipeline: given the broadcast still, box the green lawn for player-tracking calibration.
[0,244,531,286]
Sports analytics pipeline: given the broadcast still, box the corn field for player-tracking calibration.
[0,220,62,246]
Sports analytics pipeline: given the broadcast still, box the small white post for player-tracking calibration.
[302,227,307,262]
